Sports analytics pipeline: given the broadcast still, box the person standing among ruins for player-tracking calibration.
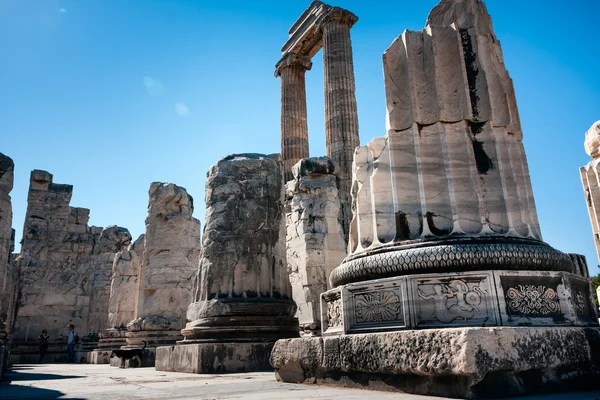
[66,324,78,363]
[38,330,49,363]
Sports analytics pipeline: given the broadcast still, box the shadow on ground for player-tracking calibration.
[5,369,84,382]
[0,368,86,400]
[0,384,85,400]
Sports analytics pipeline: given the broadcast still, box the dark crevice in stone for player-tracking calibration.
[425,212,452,236]
[395,211,410,240]
[471,139,493,175]
[460,28,480,119]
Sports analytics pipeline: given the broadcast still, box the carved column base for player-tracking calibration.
[271,326,600,399]
[96,329,128,350]
[125,330,182,348]
[331,236,573,287]
[321,270,598,336]
[180,316,298,343]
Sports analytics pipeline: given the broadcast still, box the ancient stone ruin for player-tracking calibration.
[285,157,346,335]
[10,170,131,363]
[113,182,201,367]
[0,153,14,379]
[156,154,298,373]
[580,120,600,262]
[276,1,360,240]
[2,1,599,398]
[90,234,145,363]
[271,0,600,397]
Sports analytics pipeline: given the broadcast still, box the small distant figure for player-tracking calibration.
[67,324,79,363]
[38,330,49,363]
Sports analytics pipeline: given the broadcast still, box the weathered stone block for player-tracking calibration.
[272,327,600,398]
[156,342,274,373]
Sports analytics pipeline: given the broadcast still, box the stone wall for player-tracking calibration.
[132,182,200,331]
[285,157,346,334]
[0,154,14,323]
[107,234,144,329]
[11,170,130,344]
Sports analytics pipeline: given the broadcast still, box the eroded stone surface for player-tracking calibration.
[277,3,360,241]
[580,121,600,263]
[12,170,130,346]
[131,183,200,333]
[182,154,297,343]
[285,157,346,334]
[156,342,274,373]
[345,0,544,268]
[271,327,600,398]
[0,153,14,331]
[107,234,144,330]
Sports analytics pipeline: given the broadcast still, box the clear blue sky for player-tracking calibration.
[2,1,599,272]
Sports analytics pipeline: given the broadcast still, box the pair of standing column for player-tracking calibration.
[276,8,359,240]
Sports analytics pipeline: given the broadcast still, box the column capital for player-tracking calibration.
[275,53,313,78]
[319,7,358,29]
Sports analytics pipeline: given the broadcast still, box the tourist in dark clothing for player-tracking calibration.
[67,324,78,363]
[38,330,49,363]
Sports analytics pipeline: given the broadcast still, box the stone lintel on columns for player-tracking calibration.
[318,7,358,29]
[274,53,313,78]
[281,1,331,57]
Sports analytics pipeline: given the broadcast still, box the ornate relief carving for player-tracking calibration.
[327,298,342,328]
[417,279,485,323]
[574,291,586,314]
[354,290,401,323]
[506,285,559,315]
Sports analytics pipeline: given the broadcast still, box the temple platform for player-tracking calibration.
[270,326,600,399]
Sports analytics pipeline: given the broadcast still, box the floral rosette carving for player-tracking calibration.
[506,285,559,315]
[355,290,401,323]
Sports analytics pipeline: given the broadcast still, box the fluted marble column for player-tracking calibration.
[580,120,600,262]
[276,53,312,183]
[321,8,360,241]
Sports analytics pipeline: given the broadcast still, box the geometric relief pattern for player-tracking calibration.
[354,290,401,323]
[506,285,560,315]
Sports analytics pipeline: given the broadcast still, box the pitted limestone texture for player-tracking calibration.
[285,157,346,334]
[270,327,600,398]
[12,170,130,349]
[123,182,201,352]
[182,154,298,343]
[0,153,14,327]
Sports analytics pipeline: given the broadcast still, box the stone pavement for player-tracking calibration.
[1,364,599,400]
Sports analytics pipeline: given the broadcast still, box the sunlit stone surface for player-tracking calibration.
[272,1,600,397]
[10,170,130,363]
[285,157,346,335]
[580,120,600,262]
[121,182,201,363]
[277,1,360,241]
[156,154,298,373]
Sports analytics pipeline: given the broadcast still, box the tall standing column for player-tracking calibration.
[276,53,312,183]
[321,8,360,241]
